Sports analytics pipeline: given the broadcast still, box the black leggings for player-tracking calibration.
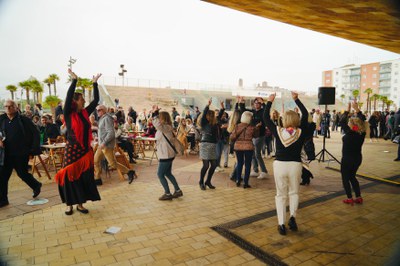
[200,159,217,184]
[341,156,362,198]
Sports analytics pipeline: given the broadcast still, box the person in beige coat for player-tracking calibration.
[230,111,260,188]
[152,106,183,201]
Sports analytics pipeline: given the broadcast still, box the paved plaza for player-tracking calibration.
[1,131,399,265]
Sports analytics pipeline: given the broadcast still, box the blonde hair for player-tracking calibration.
[271,109,280,120]
[159,111,172,126]
[282,110,300,128]
[227,110,240,133]
[348,117,367,134]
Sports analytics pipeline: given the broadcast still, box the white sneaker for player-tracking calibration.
[215,167,224,173]
[250,171,259,177]
[257,172,268,179]
[229,154,235,158]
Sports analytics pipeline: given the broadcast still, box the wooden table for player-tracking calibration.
[125,136,157,165]
[41,143,66,171]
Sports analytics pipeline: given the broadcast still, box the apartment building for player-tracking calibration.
[323,58,400,110]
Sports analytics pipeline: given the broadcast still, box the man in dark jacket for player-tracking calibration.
[0,100,42,208]
[239,97,269,179]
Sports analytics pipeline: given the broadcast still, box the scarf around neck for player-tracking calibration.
[277,126,301,147]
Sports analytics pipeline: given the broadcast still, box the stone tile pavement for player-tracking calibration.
[0,131,399,265]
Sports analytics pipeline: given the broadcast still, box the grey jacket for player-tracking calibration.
[98,113,116,148]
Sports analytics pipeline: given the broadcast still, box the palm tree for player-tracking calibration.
[43,78,52,96]
[77,78,92,102]
[19,80,33,104]
[352,89,360,101]
[30,79,44,103]
[380,95,388,111]
[49,74,60,95]
[45,95,62,118]
[340,94,345,103]
[386,100,394,110]
[371,94,379,112]
[364,88,373,113]
[5,85,18,100]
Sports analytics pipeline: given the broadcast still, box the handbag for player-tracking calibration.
[163,132,184,156]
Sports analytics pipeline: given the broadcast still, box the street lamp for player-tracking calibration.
[68,56,77,70]
[119,64,127,87]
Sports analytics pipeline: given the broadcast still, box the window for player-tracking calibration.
[394,87,398,91]
[373,66,377,71]
[363,75,366,79]
[395,79,398,83]
[363,68,367,72]
[395,72,399,75]
[372,74,377,78]
[372,82,376,85]
[362,83,366,86]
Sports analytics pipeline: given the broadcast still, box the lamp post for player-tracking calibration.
[119,64,127,87]
[68,56,77,70]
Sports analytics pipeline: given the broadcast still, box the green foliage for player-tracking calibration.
[5,85,18,100]
[45,95,61,107]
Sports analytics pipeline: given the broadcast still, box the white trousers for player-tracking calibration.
[273,161,302,225]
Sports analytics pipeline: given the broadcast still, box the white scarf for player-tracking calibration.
[276,127,301,148]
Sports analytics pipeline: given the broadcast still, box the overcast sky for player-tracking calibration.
[0,0,399,99]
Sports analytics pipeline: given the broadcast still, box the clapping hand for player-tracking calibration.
[68,68,78,80]
[220,101,224,109]
[351,100,360,112]
[291,91,298,100]
[92,73,102,83]
[268,93,276,102]
[208,98,212,106]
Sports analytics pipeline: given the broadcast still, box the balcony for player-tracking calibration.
[379,68,392,74]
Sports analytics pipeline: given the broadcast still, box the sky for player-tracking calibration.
[0,0,399,100]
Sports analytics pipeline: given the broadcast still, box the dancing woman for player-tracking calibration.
[339,100,366,205]
[264,92,308,235]
[198,98,219,190]
[55,69,101,215]
[152,106,183,200]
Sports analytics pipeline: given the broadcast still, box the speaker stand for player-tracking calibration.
[315,105,340,164]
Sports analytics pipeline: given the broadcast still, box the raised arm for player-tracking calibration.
[263,93,278,136]
[64,69,78,116]
[352,100,366,121]
[86,73,102,114]
[201,99,212,127]
[339,103,351,133]
[292,91,308,129]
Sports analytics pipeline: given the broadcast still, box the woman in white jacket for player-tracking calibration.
[152,106,183,201]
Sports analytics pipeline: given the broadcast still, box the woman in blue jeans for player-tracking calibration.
[230,111,260,188]
[152,106,183,201]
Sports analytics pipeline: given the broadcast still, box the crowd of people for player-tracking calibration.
[1,68,400,235]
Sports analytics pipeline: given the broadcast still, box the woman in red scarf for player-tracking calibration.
[55,69,101,215]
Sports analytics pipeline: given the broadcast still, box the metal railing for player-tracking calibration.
[101,76,260,92]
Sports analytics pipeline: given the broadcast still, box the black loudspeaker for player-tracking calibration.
[318,87,335,105]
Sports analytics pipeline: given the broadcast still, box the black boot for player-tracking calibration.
[288,216,298,231]
[278,225,286,235]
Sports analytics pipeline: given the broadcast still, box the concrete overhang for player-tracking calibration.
[203,0,400,54]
